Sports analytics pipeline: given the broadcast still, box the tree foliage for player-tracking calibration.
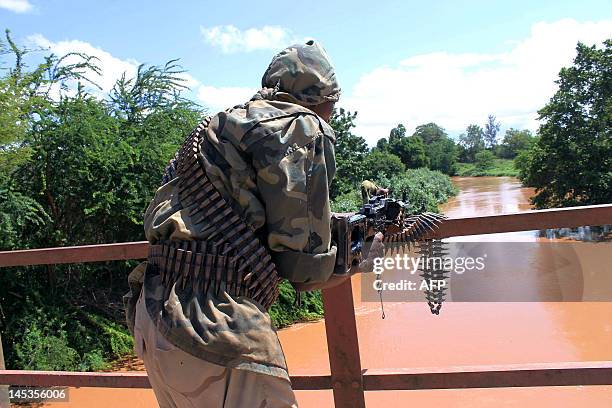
[412,123,458,175]
[427,136,458,175]
[517,39,611,208]
[362,150,405,181]
[0,31,203,371]
[499,128,536,159]
[483,114,501,148]
[328,108,368,198]
[413,122,446,145]
[458,124,485,162]
[386,124,429,168]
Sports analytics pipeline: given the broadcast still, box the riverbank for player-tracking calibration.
[456,158,518,177]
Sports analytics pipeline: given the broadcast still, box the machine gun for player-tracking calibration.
[331,194,449,315]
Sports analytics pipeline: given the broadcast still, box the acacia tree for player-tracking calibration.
[517,39,611,208]
[0,29,99,249]
[0,32,203,371]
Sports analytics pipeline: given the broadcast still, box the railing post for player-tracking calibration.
[0,334,8,408]
[322,277,366,408]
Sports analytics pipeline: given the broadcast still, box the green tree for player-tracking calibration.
[483,114,501,149]
[393,136,429,168]
[412,123,458,174]
[0,29,100,174]
[413,122,446,145]
[16,63,200,247]
[0,32,203,371]
[374,137,389,152]
[328,108,368,198]
[362,150,405,181]
[427,136,458,175]
[0,30,100,250]
[458,124,485,162]
[499,128,536,159]
[518,39,611,208]
[388,124,429,168]
[389,123,406,144]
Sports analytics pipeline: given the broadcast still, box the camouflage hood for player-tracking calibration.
[254,40,341,106]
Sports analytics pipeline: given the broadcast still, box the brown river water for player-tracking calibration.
[40,177,612,407]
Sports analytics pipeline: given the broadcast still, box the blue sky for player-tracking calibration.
[2,0,611,144]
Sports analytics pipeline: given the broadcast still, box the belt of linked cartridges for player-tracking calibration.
[148,120,280,309]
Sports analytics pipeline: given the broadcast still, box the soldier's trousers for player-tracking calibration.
[134,289,298,408]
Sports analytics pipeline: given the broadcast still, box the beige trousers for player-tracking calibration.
[134,290,298,408]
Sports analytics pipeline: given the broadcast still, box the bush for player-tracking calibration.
[269,281,324,329]
[84,313,134,358]
[1,267,136,372]
[0,34,199,372]
[331,190,362,213]
[381,168,457,213]
[14,321,79,371]
[474,150,496,171]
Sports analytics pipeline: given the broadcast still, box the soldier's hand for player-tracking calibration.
[351,232,384,274]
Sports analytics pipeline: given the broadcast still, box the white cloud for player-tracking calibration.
[0,0,33,13]
[196,85,257,113]
[200,25,296,53]
[342,19,612,145]
[176,72,199,89]
[27,34,139,96]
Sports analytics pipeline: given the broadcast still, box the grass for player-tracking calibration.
[456,158,518,177]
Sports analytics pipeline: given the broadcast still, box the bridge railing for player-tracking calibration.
[1,203,611,407]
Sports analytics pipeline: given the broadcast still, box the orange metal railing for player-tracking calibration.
[0,203,611,407]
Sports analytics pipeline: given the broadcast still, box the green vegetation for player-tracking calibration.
[456,158,519,177]
[0,30,201,371]
[499,129,537,159]
[376,122,458,175]
[370,115,531,179]
[269,282,324,328]
[380,169,458,213]
[515,40,611,208]
[454,115,535,177]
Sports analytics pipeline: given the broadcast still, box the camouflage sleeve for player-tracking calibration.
[256,120,337,284]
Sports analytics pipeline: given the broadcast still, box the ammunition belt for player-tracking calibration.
[148,118,281,310]
[147,240,279,309]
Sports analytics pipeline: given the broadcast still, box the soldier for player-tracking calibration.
[123,40,382,407]
[361,179,389,204]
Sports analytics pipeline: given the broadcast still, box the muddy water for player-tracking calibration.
[279,176,612,406]
[43,177,612,407]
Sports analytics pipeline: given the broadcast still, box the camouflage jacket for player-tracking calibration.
[128,98,337,381]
